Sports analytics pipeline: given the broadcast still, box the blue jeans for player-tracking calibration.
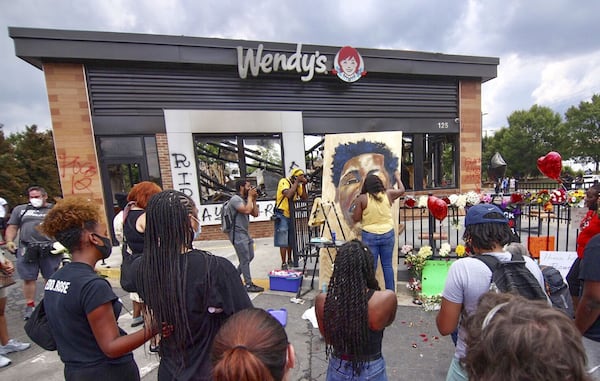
[274,214,290,247]
[327,356,387,380]
[361,229,395,291]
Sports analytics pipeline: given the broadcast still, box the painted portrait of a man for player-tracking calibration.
[331,139,402,230]
[319,132,403,286]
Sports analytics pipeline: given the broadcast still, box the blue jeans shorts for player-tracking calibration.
[327,356,387,380]
[274,214,291,247]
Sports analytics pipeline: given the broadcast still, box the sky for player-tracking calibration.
[1,0,600,137]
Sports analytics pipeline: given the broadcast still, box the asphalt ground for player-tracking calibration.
[0,238,455,380]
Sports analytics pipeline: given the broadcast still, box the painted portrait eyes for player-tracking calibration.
[343,177,360,186]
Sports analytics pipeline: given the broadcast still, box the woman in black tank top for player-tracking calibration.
[315,240,397,380]
[123,182,161,327]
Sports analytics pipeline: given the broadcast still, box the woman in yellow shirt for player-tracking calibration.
[351,174,404,291]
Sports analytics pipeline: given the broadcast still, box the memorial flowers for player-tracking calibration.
[404,245,433,278]
[455,244,466,257]
[406,277,422,301]
[439,242,451,257]
[567,189,586,206]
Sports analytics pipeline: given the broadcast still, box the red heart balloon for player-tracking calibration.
[427,196,448,222]
[537,151,562,181]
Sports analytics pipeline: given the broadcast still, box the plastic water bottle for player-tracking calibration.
[322,282,328,293]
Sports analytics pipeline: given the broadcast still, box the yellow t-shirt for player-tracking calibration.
[275,177,305,218]
[361,192,394,234]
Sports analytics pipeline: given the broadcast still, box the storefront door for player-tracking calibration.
[101,158,150,244]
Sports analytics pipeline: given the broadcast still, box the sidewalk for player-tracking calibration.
[0,239,454,380]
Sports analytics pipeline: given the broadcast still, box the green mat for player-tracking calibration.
[421,260,454,296]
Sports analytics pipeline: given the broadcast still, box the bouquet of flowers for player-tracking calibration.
[455,244,467,257]
[404,245,433,278]
[421,294,443,311]
[439,242,451,257]
[567,189,585,207]
[465,191,481,206]
[550,188,566,204]
[406,277,422,300]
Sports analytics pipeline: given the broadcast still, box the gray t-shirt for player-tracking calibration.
[229,195,250,243]
[7,203,54,244]
[442,252,545,359]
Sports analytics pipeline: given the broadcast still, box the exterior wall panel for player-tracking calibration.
[87,66,459,135]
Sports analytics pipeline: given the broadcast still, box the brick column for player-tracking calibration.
[459,80,482,192]
[156,133,173,190]
[43,63,106,216]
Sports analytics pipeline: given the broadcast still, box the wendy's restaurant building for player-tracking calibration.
[10,27,498,241]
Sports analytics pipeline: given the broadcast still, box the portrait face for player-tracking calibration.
[340,56,358,76]
[336,153,391,226]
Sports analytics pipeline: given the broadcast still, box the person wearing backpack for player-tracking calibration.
[228,179,264,293]
[436,203,545,381]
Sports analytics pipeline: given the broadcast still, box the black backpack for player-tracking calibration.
[540,265,575,317]
[476,252,548,301]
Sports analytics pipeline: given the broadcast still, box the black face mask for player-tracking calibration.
[92,233,112,259]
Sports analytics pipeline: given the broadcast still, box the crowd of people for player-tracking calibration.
[0,177,599,380]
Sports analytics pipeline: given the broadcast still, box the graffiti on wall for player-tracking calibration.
[197,201,276,225]
[58,153,97,194]
[171,152,195,198]
[463,157,482,189]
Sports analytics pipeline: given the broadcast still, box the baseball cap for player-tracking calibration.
[291,168,305,177]
[464,203,507,226]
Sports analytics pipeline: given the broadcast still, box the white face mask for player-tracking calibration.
[30,198,44,208]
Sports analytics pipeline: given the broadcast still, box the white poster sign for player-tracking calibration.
[539,251,577,281]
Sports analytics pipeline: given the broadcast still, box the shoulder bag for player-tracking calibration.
[24,298,57,351]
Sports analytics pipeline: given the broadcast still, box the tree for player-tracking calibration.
[0,127,28,208]
[564,94,600,172]
[7,125,61,205]
[484,105,566,178]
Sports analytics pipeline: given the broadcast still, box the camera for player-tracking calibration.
[251,186,267,198]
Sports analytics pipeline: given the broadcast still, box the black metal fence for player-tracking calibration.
[290,195,584,266]
[398,201,580,261]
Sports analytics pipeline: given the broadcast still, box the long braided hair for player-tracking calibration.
[323,239,380,375]
[137,190,197,368]
[360,174,385,202]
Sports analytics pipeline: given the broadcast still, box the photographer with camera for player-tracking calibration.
[228,179,264,293]
[274,168,308,270]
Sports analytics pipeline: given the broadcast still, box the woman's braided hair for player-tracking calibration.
[137,190,197,371]
[323,239,379,376]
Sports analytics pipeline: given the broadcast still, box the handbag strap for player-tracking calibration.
[121,201,136,255]
[275,178,292,211]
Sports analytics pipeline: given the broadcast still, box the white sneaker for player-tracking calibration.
[0,339,31,355]
[0,354,11,368]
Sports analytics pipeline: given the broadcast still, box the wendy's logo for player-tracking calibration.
[332,46,366,83]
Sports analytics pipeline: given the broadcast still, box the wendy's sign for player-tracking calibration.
[237,44,366,83]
